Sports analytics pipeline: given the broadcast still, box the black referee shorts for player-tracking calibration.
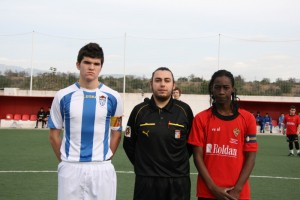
[133,175,190,200]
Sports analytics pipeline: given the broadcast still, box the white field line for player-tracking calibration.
[0,170,300,180]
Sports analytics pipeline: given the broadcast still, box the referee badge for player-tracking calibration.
[125,126,131,137]
[233,128,240,137]
[175,130,181,139]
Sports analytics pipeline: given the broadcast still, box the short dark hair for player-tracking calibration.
[77,43,104,65]
[290,105,296,109]
[173,87,181,94]
[151,67,174,82]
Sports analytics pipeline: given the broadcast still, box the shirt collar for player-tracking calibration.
[149,95,174,113]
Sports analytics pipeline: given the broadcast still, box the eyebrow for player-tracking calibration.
[83,60,101,65]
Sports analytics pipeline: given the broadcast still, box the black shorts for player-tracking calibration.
[133,175,190,200]
[287,134,299,142]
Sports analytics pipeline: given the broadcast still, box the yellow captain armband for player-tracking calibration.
[110,116,122,130]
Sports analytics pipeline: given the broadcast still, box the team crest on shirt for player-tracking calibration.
[233,128,240,137]
[125,126,131,137]
[175,130,181,139]
[99,95,107,106]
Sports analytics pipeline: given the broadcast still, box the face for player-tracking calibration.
[173,90,180,100]
[150,70,175,102]
[211,76,234,105]
[77,56,102,83]
[289,108,296,115]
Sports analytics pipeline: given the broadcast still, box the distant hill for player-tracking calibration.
[0,64,129,78]
[0,64,47,76]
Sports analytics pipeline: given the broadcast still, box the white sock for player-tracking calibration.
[290,150,294,154]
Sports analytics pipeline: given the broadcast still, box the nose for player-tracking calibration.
[88,63,96,69]
[160,80,167,86]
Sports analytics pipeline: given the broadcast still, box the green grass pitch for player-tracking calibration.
[0,129,299,199]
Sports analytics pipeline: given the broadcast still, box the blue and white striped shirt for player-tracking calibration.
[48,82,123,162]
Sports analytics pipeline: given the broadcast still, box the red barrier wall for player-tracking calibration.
[239,100,300,124]
[0,96,53,119]
[1,95,299,124]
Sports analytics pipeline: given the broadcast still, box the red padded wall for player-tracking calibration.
[239,100,300,124]
[0,96,53,119]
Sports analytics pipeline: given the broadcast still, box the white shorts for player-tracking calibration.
[57,160,116,200]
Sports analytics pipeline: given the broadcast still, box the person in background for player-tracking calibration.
[188,69,257,200]
[283,105,300,156]
[278,113,285,133]
[256,112,263,133]
[262,113,273,133]
[48,43,123,200]
[35,107,46,128]
[143,97,150,103]
[43,107,51,128]
[173,86,181,100]
[123,67,194,200]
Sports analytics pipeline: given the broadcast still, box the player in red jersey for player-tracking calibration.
[283,105,300,156]
[188,69,258,200]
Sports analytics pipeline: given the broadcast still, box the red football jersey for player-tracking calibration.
[284,114,300,135]
[188,108,258,199]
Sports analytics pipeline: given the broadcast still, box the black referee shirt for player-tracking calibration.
[123,96,194,177]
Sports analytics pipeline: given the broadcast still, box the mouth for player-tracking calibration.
[158,90,167,93]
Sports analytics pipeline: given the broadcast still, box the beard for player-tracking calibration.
[155,94,171,102]
[152,90,172,102]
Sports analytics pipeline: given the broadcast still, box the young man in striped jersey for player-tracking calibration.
[48,43,123,200]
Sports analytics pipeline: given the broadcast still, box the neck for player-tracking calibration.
[213,103,234,116]
[153,96,171,108]
[78,79,99,90]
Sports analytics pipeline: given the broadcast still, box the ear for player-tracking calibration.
[149,81,153,90]
[232,88,236,94]
[76,62,80,70]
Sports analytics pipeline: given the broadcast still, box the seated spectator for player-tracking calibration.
[262,113,273,133]
[173,87,181,100]
[35,107,46,128]
[278,113,285,133]
[43,107,51,128]
[256,112,263,133]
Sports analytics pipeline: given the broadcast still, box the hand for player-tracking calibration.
[227,188,241,200]
[210,185,237,200]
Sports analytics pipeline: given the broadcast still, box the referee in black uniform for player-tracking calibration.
[123,67,194,200]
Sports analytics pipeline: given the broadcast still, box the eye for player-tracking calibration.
[165,78,171,83]
[213,85,221,90]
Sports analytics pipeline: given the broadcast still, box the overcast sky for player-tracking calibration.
[1,0,300,81]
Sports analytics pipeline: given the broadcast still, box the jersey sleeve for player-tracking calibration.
[123,105,139,165]
[244,111,258,152]
[187,112,205,147]
[110,93,123,131]
[48,92,63,129]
